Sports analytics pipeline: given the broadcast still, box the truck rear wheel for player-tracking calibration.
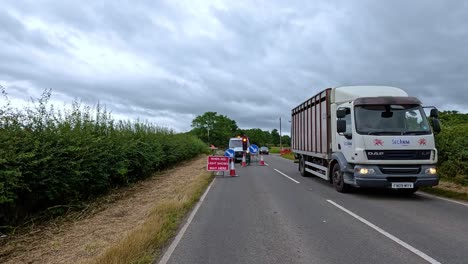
[299,156,310,177]
[332,163,351,193]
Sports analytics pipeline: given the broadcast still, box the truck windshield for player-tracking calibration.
[229,140,243,148]
[355,105,431,135]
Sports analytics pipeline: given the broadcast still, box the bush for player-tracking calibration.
[0,89,207,226]
[436,122,468,185]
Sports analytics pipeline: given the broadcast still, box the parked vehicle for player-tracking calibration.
[228,137,250,162]
[291,86,441,193]
[259,146,269,155]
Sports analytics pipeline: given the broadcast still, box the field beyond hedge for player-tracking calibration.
[0,89,207,228]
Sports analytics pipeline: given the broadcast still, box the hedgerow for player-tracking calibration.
[435,111,468,185]
[0,88,208,226]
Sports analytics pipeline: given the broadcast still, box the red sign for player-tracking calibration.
[207,156,229,171]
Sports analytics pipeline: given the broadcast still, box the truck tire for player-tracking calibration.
[332,163,351,193]
[299,157,310,177]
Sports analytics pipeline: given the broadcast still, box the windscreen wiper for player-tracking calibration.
[368,131,402,135]
[403,131,430,135]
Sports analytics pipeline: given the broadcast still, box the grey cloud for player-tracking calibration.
[1,0,467,133]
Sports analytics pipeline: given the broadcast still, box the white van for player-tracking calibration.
[228,137,250,162]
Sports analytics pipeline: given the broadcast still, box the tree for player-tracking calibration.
[244,128,268,146]
[271,129,280,146]
[281,135,291,147]
[190,112,238,147]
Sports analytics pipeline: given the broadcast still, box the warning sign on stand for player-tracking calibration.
[207,156,229,171]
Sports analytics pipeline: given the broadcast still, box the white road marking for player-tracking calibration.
[274,169,300,184]
[418,191,468,207]
[327,200,441,264]
[158,178,216,264]
[265,162,269,166]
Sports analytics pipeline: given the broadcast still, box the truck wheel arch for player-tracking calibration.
[329,152,349,182]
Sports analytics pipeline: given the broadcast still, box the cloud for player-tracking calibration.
[1,0,467,133]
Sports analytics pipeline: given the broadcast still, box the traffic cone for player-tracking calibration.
[259,154,265,166]
[241,153,247,167]
[229,158,237,176]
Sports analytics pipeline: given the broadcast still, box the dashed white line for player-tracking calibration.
[274,169,300,184]
[327,200,441,264]
[158,178,216,264]
[418,191,468,207]
[264,162,269,166]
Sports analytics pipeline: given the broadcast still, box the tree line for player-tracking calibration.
[190,111,291,148]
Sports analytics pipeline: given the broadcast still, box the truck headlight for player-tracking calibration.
[425,167,437,175]
[355,168,375,174]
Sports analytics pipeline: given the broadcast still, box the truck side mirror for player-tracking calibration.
[430,109,439,118]
[337,109,346,118]
[432,119,441,133]
[337,120,346,133]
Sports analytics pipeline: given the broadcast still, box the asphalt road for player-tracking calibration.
[159,155,468,264]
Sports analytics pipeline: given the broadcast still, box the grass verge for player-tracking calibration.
[269,147,280,154]
[87,171,213,264]
[280,153,295,161]
[421,183,468,202]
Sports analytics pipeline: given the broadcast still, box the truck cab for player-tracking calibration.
[332,87,441,192]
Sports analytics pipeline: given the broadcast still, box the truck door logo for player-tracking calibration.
[374,139,384,146]
[418,138,427,146]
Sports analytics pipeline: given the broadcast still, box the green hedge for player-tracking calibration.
[0,89,208,226]
[435,112,468,185]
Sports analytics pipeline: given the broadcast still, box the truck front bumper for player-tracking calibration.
[346,164,439,188]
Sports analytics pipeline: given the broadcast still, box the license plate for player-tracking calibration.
[391,182,414,189]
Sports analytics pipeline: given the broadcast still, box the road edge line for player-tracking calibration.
[418,191,468,207]
[157,177,216,264]
[326,200,440,264]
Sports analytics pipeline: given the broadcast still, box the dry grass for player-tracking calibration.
[422,180,468,201]
[0,155,212,264]
[87,170,211,264]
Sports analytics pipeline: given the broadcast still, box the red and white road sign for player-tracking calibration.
[207,156,229,171]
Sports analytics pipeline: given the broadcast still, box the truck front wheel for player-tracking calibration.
[332,163,350,193]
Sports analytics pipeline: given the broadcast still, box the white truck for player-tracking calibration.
[291,86,441,193]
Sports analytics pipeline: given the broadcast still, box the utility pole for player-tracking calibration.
[279,117,282,150]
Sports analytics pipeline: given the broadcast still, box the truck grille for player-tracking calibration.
[380,166,421,175]
[366,150,431,160]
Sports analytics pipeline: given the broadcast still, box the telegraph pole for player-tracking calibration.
[279,117,282,150]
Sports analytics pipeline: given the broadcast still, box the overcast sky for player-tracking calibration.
[1,0,467,133]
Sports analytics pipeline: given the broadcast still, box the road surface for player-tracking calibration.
[159,155,468,264]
